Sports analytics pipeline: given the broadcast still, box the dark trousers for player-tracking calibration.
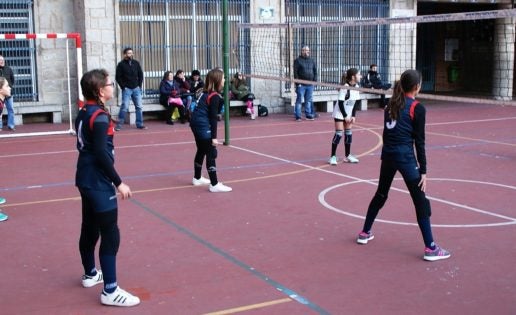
[79,193,120,288]
[362,158,435,247]
[194,138,218,185]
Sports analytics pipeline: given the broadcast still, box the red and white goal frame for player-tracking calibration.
[0,33,83,138]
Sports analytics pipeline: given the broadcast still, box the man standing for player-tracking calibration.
[115,47,146,130]
[293,45,317,121]
[0,54,16,131]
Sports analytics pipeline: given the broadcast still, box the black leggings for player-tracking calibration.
[194,138,218,185]
[79,193,120,286]
[362,159,435,247]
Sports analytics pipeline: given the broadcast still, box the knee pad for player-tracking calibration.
[407,179,432,218]
[332,130,343,144]
[344,129,352,144]
[371,191,388,209]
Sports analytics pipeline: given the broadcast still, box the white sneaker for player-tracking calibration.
[209,182,232,192]
[81,269,103,288]
[101,286,140,307]
[192,176,211,186]
[345,154,359,163]
[328,156,337,165]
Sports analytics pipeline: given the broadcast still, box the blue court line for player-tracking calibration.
[130,197,331,315]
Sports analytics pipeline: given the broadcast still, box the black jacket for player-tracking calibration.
[0,65,15,87]
[294,55,317,82]
[115,58,143,90]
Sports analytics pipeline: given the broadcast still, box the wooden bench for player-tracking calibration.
[8,104,63,125]
[123,98,261,125]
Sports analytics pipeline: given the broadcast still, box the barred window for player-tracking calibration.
[0,0,36,101]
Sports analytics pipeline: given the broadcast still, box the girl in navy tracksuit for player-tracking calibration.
[75,69,140,306]
[356,69,450,262]
[189,68,232,193]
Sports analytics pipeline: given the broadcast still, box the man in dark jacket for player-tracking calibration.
[293,45,317,121]
[0,54,16,130]
[364,64,391,108]
[115,47,146,130]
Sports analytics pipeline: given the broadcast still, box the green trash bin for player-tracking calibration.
[448,65,459,83]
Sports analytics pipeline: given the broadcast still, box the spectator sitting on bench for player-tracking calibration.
[363,64,391,108]
[187,69,204,112]
[159,71,186,125]
[174,70,194,118]
[230,72,256,120]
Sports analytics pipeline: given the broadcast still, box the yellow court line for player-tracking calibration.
[202,298,292,315]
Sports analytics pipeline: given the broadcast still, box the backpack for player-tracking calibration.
[258,105,268,117]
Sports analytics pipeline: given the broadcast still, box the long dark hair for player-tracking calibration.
[162,70,173,81]
[80,69,109,111]
[204,68,224,93]
[341,68,359,85]
[387,69,421,121]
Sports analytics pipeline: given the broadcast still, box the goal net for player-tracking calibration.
[0,33,83,138]
[236,9,516,106]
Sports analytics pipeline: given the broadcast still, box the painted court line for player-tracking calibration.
[129,198,331,315]
[230,145,516,228]
[203,298,291,315]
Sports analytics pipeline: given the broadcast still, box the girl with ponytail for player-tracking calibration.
[356,69,450,262]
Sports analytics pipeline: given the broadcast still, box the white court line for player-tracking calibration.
[230,145,516,228]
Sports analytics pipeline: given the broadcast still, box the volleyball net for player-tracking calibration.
[237,9,516,106]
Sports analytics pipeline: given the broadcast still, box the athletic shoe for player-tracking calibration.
[423,245,451,261]
[0,212,8,222]
[356,231,374,244]
[100,286,140,307]
[136,125,148,130]
[306,117,315,121]
[115,126,121,131]
[209,182,232,193]
[345,154,359,163]
[328,156,338,165]
[295,118,302,122]
[0,197,6,204]
[82,269,103,288]
[192,176,211,186]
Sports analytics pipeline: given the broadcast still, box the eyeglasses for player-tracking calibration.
[104,82,115,87]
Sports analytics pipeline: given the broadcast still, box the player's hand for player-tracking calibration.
[418,174,427,192]
[345,117,352,123]
[351,117,356,123]
[117,182,133,199]
[212,139,219,146]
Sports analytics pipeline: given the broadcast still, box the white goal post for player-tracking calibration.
[0,33,83,138]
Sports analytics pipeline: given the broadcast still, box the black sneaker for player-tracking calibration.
[136,125,148,130]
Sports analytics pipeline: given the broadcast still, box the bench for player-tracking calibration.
[122,98,261,125]
[283,91,390,112]
[7,104,63,125]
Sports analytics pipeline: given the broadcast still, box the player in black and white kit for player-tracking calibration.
[356,69,450,261]
[329,68,362,165]
[75,69,140,306]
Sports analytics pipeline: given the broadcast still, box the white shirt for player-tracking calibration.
[332,83,359,119]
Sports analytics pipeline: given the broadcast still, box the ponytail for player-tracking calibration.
[387,81,404,121]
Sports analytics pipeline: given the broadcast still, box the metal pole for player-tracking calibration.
[222,0,230,145]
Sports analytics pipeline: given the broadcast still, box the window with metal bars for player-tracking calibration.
[0,0,36,102]
[118,0,250,98]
